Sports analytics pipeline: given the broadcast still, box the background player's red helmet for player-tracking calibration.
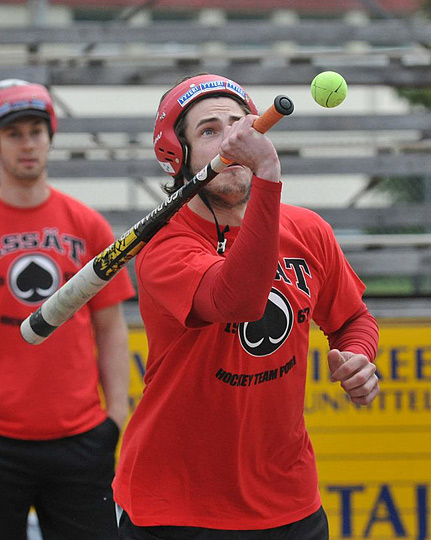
[0,79,57,137]
[153,74,258,178]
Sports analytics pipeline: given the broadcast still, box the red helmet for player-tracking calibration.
[0,79,57,137]
[153,74,258,178]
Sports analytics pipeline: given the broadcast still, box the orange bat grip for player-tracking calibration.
[253,105,285,134]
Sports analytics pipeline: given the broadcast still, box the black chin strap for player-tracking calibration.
[198,191,230,255]
[181,161,229,255]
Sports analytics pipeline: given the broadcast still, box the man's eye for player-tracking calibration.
[202,128,215,136]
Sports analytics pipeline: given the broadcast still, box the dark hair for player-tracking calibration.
[160,74,252,195]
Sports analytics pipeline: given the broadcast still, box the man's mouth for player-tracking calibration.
[19,159,38,166]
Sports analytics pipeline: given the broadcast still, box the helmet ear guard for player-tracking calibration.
[153,74,258,178]
[0,79,57,137]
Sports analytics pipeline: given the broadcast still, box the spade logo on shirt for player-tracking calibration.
[8,254,60,304]
[239,288,294,357]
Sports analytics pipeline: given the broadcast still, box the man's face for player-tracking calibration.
[0,116,50,182]
[184,97,252,207]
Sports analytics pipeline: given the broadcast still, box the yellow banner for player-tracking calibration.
[127,321,431,540]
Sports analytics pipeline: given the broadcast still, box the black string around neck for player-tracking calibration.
[199,191,230,255]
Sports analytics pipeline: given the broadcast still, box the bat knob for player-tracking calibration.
[274,95,294,116]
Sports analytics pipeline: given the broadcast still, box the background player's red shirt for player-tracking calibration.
[0,188,135,440]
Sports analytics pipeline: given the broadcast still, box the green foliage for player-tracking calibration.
[423,0,431,17]
[359,0,431,296]
[395,0,431,108]
[379,0,431,219]
[374,176,427,204]
[364,276,431,296]
[397,88,431,108]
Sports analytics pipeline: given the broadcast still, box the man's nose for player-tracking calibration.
[21,134,36,148]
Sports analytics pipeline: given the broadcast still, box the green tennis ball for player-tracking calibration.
[311,71,348,108]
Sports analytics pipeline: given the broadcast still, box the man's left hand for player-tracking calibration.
[328,349,380,406]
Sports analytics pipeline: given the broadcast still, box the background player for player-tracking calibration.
[0,79,135,540]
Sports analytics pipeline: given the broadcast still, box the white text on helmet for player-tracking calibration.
[0,99,48,117]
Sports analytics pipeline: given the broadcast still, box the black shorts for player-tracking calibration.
[118,506,329,540]
[0,417,120,540]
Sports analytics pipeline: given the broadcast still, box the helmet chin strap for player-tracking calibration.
[199,191,230,255]
[182,164,230,255]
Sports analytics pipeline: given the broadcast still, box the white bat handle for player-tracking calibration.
[21,260,107,344]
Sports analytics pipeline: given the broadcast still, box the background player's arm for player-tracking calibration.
[92,304,130,429]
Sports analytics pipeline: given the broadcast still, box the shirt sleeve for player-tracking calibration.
[191,177,281,324]
[326,303,379,362]
[137,230,221,328]
[138,176,281,328]
[312,218,367,335]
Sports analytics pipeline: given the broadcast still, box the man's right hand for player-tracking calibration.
[220,115,281,183]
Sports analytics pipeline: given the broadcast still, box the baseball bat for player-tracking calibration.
[21,95,294,345]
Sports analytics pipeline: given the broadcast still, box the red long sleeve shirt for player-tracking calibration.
[114,176,378,529]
